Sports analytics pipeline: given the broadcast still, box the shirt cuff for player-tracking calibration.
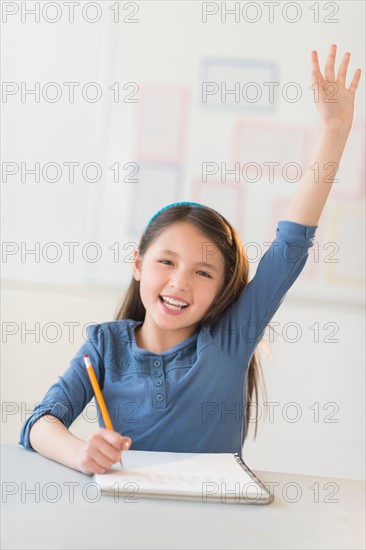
[277,220,318,248]
[18,401,70,451]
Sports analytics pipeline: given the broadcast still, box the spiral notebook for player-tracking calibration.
[94,450,273,505]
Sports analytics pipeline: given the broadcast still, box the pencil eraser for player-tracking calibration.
[83,355,92,368]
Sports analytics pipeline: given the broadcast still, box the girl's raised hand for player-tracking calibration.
[311,44,361,131]
[76,428,132,475]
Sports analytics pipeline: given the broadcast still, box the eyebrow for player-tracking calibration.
[157,249,219,272]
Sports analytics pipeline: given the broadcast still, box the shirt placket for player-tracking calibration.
[150,357,167,409]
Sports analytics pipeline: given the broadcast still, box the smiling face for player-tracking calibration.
[133,221,226,352]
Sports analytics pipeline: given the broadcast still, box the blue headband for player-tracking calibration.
[143,201,205,234]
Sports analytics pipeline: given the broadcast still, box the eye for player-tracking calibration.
[159,259,173,265]
[197,271,211,278]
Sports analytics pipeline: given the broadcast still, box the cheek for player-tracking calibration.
[206,282,223,302]
[197,284,216,303]
[141,267,163,293]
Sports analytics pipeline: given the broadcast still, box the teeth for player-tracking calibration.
[161,296,188,307]
[164,302,183,311]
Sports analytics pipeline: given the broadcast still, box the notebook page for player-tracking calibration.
[94,450,265,499]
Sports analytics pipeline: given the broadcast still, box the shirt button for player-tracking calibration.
[153,360,160,367]
[155,380,162,387]
[156,394,163,401]
[154,371,162,377]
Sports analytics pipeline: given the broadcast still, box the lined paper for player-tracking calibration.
[94,450,269,502]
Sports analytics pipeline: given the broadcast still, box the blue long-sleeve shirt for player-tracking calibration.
[19,221,317,457]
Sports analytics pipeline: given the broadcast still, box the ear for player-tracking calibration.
[133,248,142,281]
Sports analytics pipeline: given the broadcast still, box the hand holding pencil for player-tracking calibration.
[75,354,132,476]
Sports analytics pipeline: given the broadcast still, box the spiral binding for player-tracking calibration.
[233,453,274,504]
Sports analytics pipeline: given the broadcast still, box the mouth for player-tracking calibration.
[159,296,190,312]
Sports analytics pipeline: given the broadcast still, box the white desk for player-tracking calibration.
[1,444,365,549]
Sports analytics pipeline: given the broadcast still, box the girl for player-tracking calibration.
[20,45,361,476]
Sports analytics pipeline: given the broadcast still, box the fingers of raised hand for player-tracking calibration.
[324,43,337,82]
[312,45,361,94]
[337,52,351,85]
[311,50,324,85]
[348,67,362,94]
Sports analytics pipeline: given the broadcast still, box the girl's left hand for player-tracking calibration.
[311,44,361,131]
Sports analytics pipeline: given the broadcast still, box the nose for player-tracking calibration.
[169,269,190,291]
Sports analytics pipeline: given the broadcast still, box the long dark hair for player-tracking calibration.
[114,204,268,439]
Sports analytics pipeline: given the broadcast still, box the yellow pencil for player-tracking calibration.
[83,353,124,468]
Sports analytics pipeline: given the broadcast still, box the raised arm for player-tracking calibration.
[285,44,361,226]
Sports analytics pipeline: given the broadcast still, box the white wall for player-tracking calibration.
[1,1,365,479]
